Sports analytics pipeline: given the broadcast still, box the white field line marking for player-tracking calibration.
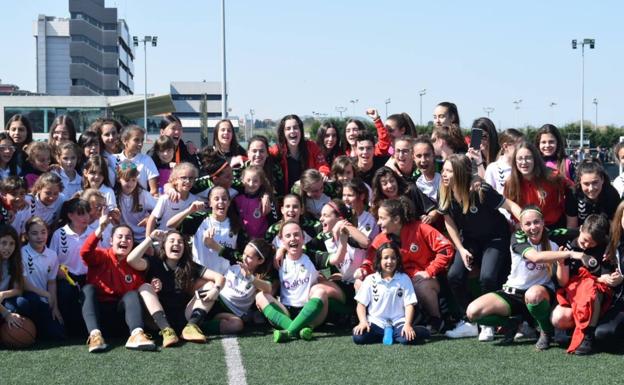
[221,336,248,385]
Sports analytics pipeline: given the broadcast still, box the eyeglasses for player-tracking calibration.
[178,176,196,182]
[395,148,412,155]
[0,145,16,152]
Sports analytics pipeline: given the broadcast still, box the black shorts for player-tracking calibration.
[334,280,356,308]
[493,285,555,319]
[206,298,235,319]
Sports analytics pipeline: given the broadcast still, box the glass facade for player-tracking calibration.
[4,107,106,133]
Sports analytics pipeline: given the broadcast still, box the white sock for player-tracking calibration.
[90,329,102,337]
[130,328,144,336]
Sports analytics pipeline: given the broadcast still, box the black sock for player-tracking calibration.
[152,311,171,330]
[189,308,208,326]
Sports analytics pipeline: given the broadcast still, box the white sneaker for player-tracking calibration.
[445,320,479,339]
[478,325,495,342]
[513,321,538,341]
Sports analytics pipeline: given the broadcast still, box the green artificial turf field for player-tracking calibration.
[1,328,623,385]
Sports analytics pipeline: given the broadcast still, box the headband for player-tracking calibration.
[520,207,543,218]
[208,159,228,178]
[248,242,266,261]
[326,201,344,219]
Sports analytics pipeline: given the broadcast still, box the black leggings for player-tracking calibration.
[81,284,144,334]
[447,236,510,315]
[595,307,624,344]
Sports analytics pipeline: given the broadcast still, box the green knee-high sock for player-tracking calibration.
[526,300,554,334]
[476,314,509,327]
[262,303,293,330]
[287,298,324,335]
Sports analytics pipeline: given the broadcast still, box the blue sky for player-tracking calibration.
[2,0,621,128]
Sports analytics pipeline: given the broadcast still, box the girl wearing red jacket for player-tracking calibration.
[269,114,330,196]
[79,208,155,353]
[356,197,455,333]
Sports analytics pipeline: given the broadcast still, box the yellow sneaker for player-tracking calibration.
[160,327,179,348]
[87,330,108,353]
[125,330,156,351]
[181,323,207,343]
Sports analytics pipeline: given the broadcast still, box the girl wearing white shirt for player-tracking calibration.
[116,125,159,196]
[465,206,584,350]
[256,221,332,343]
[115,160,157,242]
[484,129,524,195]
[353,242,425,345]
[82,155,116,211]
[168,186,245,275]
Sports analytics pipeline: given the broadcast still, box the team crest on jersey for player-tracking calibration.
[469,206,478,214]
[253,208,262,219]
[125,274,133,283]
[229,231,234,238]
[365,224,371,232]
[538,190,548,199]
[246,282,253,290]
[397,288,404,297]
[409,243,419,252]
[300,265,306,273]
[47,266,51,274]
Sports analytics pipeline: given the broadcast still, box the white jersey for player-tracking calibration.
[32,192,65,228]
[279,254,319,308]
[21,244,59,300]
[358,211,379,241]
[192,216,237,275]
[484,158,512,195]
[355,272,417,329]
[415,172,441,203]
[506,236,558,291]
[151,193,199,231]
[323,236,366,284]
[115,152,159,191]
[11,195,35,235]
[54,169,82,199]
[219,264,258,317]
[119,189,157,241]
[97,184,117,210]
[49,224,90,275]
[305,194,331,218]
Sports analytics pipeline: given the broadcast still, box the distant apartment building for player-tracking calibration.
[34,0,134,96]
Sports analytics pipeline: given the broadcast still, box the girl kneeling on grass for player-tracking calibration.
[353,242,427,345]
[79,208,155,353]
[465,206,584,350]
[126,229,226,347]
[206,239,274,334]
[256,220,333,343]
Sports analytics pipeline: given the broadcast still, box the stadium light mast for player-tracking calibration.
[133,35,157,130]
[571,38,595,149]
[418,89,427,125]
[483,107,494,118]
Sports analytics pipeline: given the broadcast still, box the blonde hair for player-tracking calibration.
[168,162,199,185]
[438,154,482,214]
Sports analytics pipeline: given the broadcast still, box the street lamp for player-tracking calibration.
[335,106,347,118]
[418,89,427,125]
[384,98,391,119]
[572,38,595,149]
[593,98,598,129]
[349,99,359,116]
[513,99,522,128]
[483,107,494,118]
[133,35,157,131]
